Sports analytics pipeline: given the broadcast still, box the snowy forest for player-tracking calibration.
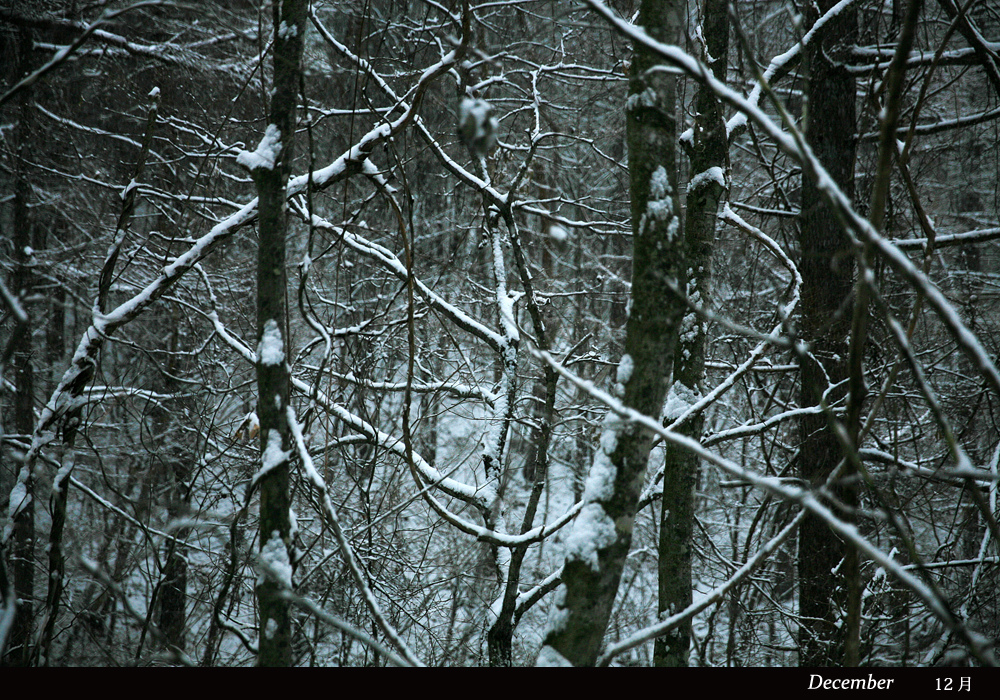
[1,0,998,667]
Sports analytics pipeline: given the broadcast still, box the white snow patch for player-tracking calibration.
[498,292,519,342]
[548,224,568,241]
[260,530,293,588]
[641,166,676,236]
[537,645,573,667]
[7,480,28,519]
[257,319,284,365]
[265,617,278,639]
[120,178,138,200]
[458,97,498,154]
[663,382,701,422]
[616,354,634,385]
[237,124,282,171]
[584,440,617,502]
[261,429,290,474]
[626,87,657,112]
[564,502,617,571]
[277,20,298,39]
[687,166,726,194]
[650,166,670,200]
[148,86,160,98]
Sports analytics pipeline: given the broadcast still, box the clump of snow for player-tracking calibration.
[120,178,138,201]
[148,86,160,98]
[260,530,293,588]
[458,97,498,156]
[678,307,703,360]
[564,502,617,571]
[7,480,28,519]
[583,439,617,502]
[688,166,727,194]
[277,20,298,39]
[237,124,282,171]
[626,87,657,112]
[497,292,519,342]
[537,645,574,667]
[650,166,670,200]
[663,382,701,422]
[583,417,620,501]
[261,429,290,474]
[548,224,568,241]
[640,166,677,237]
[616,354,634,385]
[257,319,285,365]
[265,617,278,640]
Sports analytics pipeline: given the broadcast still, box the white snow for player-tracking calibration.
[257,319,284,365]
[147,86,160,98]
[458,97,498,153]
[497,291,520,343]
[537,645,574,667]
[640,166,676,237]
[650,166,670,200]
[260,530,293,588]
[7,480,28,519]
[277,21,298,39]
[265,617,278,640]
[261,429,289,473]
[548,224,568,241]
[459,97,490,133]
[237,124,282,171]
[583,429,618,502]
[120,178,138,200]
[663,382,700,422]
[625,87,657,112]
[564,502,618,571]
[616,354,634,385]
[687,166,726,194]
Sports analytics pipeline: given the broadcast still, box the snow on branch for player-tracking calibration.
[584,0,1000,406]
[236,124,281,171]
[285,404,424,667]
[527,340,997,665]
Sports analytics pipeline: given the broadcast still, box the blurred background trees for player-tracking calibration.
[1,0,998,666]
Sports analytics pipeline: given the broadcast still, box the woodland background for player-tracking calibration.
[0,0,998,667]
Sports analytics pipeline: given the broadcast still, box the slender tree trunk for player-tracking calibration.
[539,0,687,667]
[4,28,35,663]
[796,0,858,667]
[251,0,307,667]
[654,0,729,667]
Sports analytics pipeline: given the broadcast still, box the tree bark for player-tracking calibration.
[796,0,859,667]
[654,0,729,667]
[539,0,687,667]
[3,30,36,665]
[252,0,307,668]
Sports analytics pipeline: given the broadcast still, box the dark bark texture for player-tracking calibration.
[796,0,859,667]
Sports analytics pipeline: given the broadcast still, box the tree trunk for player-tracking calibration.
[655,0,729,667]
[796,0,859,668]
[539,0,687,667]
[252,0,307,668]
[4,49,35,662]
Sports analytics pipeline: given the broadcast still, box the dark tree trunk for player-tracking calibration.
[655,0,729,667]
[539,0,687,667]
[796,0,859,668]
[3,26,35,668]
[252,0,307,668]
